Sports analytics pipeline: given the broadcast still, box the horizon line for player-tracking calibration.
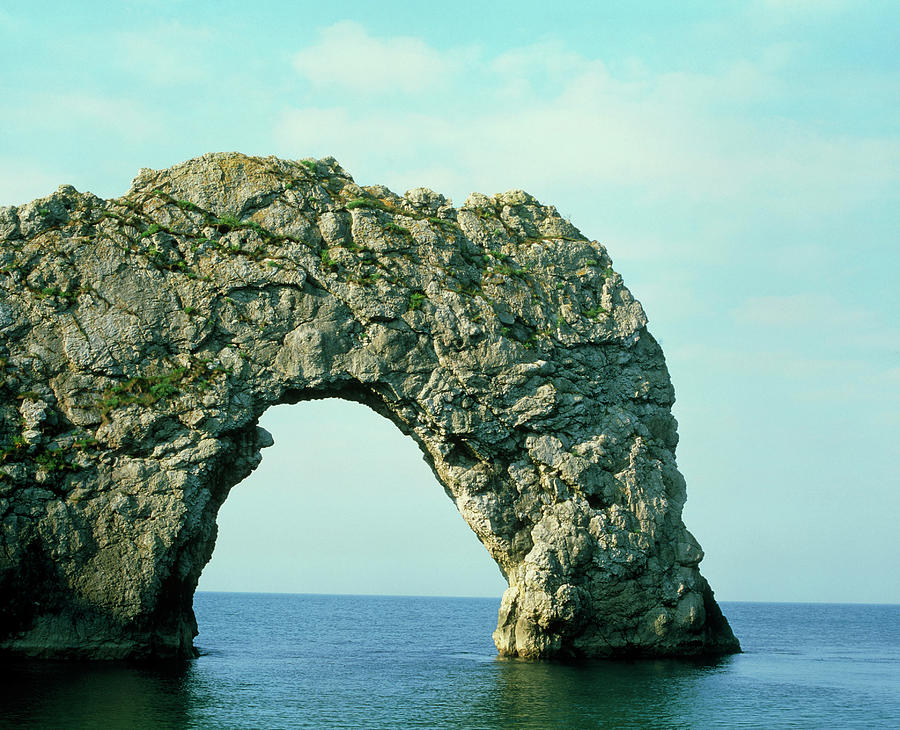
[194,590,900,607]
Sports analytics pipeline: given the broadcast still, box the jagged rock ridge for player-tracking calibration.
[0,153,739,659]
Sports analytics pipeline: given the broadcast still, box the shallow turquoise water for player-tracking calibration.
[2,596,898,728]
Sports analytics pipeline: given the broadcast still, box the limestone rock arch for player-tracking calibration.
[0,153,739,659]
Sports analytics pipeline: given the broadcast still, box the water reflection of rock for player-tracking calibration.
[0,659,194,727]
[460,657,735,728]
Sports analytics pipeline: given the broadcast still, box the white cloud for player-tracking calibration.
[669,341,883,393]
[732,294,900,361]
[757,0,849,13]
[733,293,872,329]
[114,22,214,85]
[292,21,461,94]
[278,32,900,219]
[10,92,161,140]
[275,106,439,161]
[490,40,603,96]
[0,9,18,31]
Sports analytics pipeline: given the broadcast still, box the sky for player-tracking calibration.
[1,1,897,603]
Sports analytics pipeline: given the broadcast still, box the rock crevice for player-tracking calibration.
[0,153,739,659]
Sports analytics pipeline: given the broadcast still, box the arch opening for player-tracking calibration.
[197,398,508,599]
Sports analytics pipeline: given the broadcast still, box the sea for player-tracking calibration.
[1,595,898,728]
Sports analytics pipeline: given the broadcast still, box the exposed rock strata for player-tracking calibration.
[0,153,739,659]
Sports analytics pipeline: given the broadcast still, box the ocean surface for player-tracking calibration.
[1,595,898,728]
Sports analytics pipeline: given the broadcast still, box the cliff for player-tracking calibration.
[0,152,739,659]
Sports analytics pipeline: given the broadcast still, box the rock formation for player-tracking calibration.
[0,153,739,659]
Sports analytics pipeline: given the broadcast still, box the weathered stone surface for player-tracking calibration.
[0,153,739,659]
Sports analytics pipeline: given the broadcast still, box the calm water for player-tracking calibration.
[1,596,898,728]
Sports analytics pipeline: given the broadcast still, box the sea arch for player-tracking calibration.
[0,153,739,659]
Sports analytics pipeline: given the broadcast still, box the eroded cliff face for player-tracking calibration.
[0,153,739,659]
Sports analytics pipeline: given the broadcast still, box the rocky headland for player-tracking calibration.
[0,153,739,659]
